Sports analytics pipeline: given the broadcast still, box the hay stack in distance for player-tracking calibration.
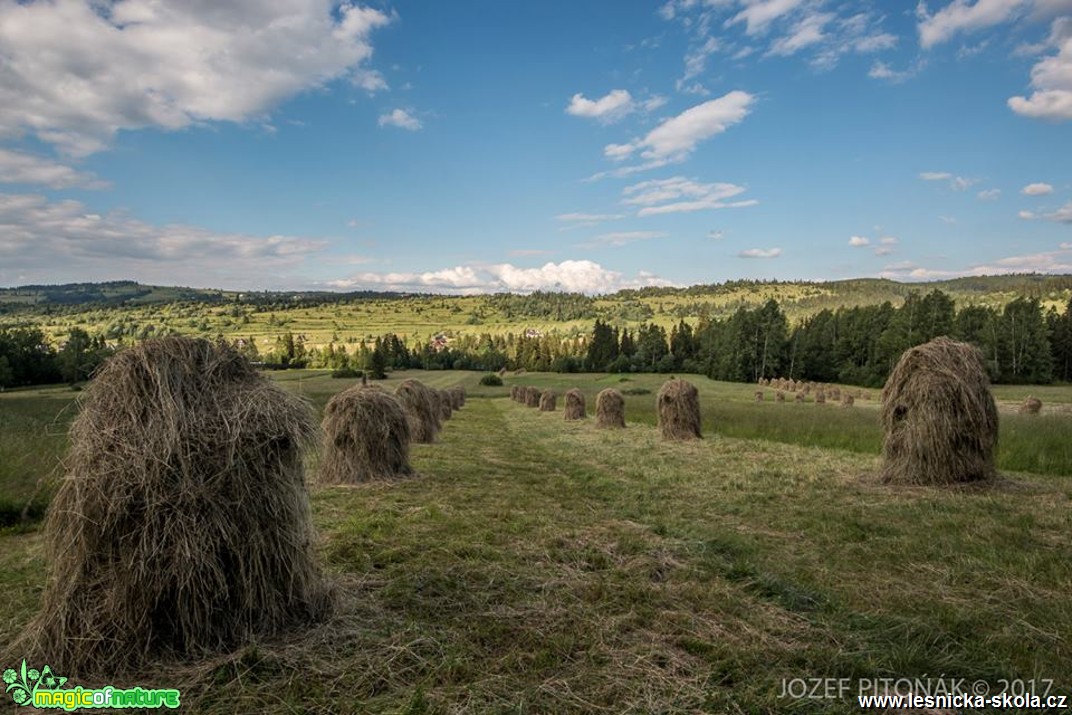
[396,379,441,443]
[815,389,826,405]
[510,385,521,402]
[880,336,998,485]
[657,378,702,441]
[448,385,465,410]
[754,390,764,402]
[539,389,557,411]
[595,388,626,428]
[321,383,412,484]
[18,337,330,674]
[795,392,805,403]
[776,391,786,403]
[525,386,541,407]
[564,388,586,420]
[841,393,855,407]
[436,389,453,421]
[1019,397,1042,414]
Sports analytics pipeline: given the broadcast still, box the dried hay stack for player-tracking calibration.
[754,390,764,402]
[564,389,586,420]
[1019,396,1042,415]
[776,391,786,403]
[538,389,557,411]
[448,386,465,410]
[657,378,702,441]
[396,379,442,443]
[321,383,412,484]
[525,386,541,407]
[510,385,521,402]
[795,392,805,403]
[17,337,330,674]
[880,337,998,486]
[436,389,453,421]
[595,388,626,429]
[830,387,841,401]
[815,390,827,405]
[841,393,855,407]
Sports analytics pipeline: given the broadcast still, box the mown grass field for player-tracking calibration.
[1,371,1070,713]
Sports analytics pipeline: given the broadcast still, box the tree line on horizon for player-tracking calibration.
[2,289,1070,389]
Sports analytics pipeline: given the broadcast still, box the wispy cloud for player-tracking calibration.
[578,231,669,248]
[1019,200,1072,223]
[0,149,109,190]
[917,0,1026,49]
[920,171,977,190]
[378,108,422,130]
[977,188,1001,200]
[566,89,636,124]
[1022,182,1054,195]
[738,247,782,258]
[621,176,757,216]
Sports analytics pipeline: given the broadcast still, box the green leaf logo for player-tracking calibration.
[4,660,67,707]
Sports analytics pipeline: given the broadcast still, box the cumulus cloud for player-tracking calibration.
[738,247,782,258]
[848,235,870,246]
[874,236,899,255]
[327,260,674,294]
[352,68,389,93]
[0,192,325,287]
[602,91,755,169]
[0,148,109,189]
[621,176,757,216]
[1022,181,1055,194]
[1019,200,1072,222]
[917,0,1027,49]
[1008,17,1072,121]
[566,89,636,124]
[378,109,421,130]
[869,60,922,82]
[977,188,1002,200]
[879,243,1072,279]
[0,0,393,156]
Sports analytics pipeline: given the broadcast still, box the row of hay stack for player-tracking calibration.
[13,337,469,675]
[757,377,871,402]
[755,389,856,406]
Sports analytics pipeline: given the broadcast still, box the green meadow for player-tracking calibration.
[1,371,1070,712]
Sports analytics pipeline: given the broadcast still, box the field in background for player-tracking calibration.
[1,371,1070,712]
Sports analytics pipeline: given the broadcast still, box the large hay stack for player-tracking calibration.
[510,385,521,402]
[321,383,412,484]
[595,388,625,429]
[1019,396,1042,414]
[880,337,998,485]
[18,337,330,674]
[564,389,586,420]
[436,389,453,421]
[539,389,557,411]
[525,386,541,407]
[657,379,702,441]
[396,379,441,443]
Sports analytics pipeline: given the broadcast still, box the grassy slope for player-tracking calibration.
[1,371,1070,712]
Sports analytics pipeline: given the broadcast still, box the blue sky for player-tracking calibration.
[0,0,1070,293]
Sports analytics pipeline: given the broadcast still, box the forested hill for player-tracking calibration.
[2,274,1071,318]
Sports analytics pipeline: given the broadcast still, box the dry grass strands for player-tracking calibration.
[538,389,557,412]
[436,389,453,421]
[321,384,412,484]
[1019,396,1042,414]
[880,337,998,486]
[595,388,626,429]
[564,388,586,420]
[525,386,541,407]
[16,337,330,675]
[395,379,442,443]
[657,379,702,441]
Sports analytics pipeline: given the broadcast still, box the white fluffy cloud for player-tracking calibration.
[920,171,977,190]
[603,91,755,170]
[848,235,870,246]
[328,260,674,294]
[1009,17,1072,120]
[1019,200,1072,222]
[0,148,109,189]
[621,176,757,216]
[880,243,1072,279]
[0,192,326,287]
[917,0,1028,48]
[738,247,782,258]
[566,89,636,124]
[0,0,392,156]
[1022,181,1055,194]
[378,109,422,130]
[727,0,806,35]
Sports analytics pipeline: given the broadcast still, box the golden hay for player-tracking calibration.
[436,389,453,421]
[775,391,786,403]
[815,390,827,405]
[395,379,442,443]
[754,390,764,402]
[321,383,412,484]
[524,386,541,407]
[14,337,330,674]
[880,337,998,485]
[595,388,626,429]
[657,379,702,441]
[795,392,805,403]
[538,389,557,411]
[449,385,465,409]
[1019,396,1042,414]
[564,388,586,420]
[841,393,855,407]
